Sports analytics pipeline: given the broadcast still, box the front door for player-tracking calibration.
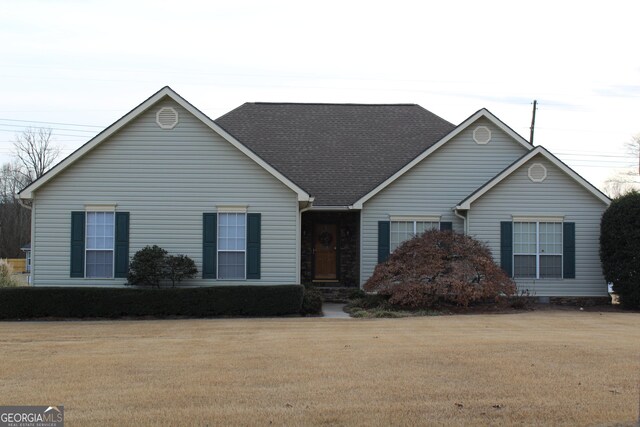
[314,223,337,280]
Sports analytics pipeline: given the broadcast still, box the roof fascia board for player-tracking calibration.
[352,109,532,208]
[456,146,611,209]
[20,87,311,202]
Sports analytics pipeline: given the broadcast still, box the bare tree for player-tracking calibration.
[0,162,31,258]
[604,133,640,198]
[0,127,61,258]
[13,127,61,185]
[625,134,640,175]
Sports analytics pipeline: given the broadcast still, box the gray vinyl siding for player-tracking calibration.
[467,154,608,296]
[31,97,299,286]
[361,118,529,285]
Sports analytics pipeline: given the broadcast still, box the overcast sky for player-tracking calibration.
[1,0,639,191]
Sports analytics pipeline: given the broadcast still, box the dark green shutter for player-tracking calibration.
[500,222,513,277]
[114,212,130,278]
[378,221,390,263]
[563,222,575,279]
[202,213,217,279]
[440,221,453,231]
[70,211,85,277]
[246,213,261,279]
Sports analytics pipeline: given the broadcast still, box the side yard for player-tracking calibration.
[0,311,638,425]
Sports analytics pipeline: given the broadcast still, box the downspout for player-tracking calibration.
[18,196,34,286]
[18,198,32,211]
[454,208,467,235]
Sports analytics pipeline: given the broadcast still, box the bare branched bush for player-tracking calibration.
[364,230,516,308]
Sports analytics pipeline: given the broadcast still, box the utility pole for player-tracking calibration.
[529,100,537,145]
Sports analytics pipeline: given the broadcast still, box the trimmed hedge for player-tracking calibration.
[0,285,304,319]
[300,286,323,315]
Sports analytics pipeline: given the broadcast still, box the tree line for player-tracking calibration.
[0,127,60,258]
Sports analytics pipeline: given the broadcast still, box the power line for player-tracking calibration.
[0,123,98,133]
[0,117,104,128]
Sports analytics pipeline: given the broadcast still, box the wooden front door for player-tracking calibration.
[314,223,337,280]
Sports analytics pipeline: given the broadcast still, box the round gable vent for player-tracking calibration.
[156,107,178,129]
[528,163,547,182]
[473,126,492,144]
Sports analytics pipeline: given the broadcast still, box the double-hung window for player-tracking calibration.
[390,218,440,252]
[218,212,246,280]
[513,221,563,279]
[85,211,115,278]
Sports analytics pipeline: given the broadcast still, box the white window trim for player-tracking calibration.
[389,215,440,222]
[217,212,247,280]
[512,215,564,222]
[84,203,117,212]
[216,205,248,213]
[513,221,563,279]
[85,211,115,279]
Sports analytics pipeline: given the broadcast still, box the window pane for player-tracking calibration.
[514,222,536,254]
[86,250,113,278]
[218,213,246,251]
[416,221,438,234]
[540,255,562,278]
[390,221,413,251]
[540,222,562,254]
[514,255,536,278]
[218,252,245,279]
[86,211,114,250]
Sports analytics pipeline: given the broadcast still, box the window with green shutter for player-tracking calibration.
[203,211,261,280]
[502,220,575,279]
[71,210,129,279]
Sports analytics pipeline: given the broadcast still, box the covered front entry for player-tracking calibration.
[301,211,360,287]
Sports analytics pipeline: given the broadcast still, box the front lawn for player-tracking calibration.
[0,311,638,425]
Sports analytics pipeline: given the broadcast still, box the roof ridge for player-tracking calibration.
[248,102,420,106]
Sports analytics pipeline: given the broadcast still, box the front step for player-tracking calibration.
[315,287,358,303]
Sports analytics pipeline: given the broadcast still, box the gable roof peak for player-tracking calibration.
[19,86,311,202]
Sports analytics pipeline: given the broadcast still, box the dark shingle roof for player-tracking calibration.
[215,103,455,206]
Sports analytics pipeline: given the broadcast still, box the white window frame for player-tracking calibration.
[389,215,440,252]
[85,211,115,279]
[513,220,563,279]
[217,212,247,280]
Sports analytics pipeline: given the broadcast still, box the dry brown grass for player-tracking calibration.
[0,311,639,426]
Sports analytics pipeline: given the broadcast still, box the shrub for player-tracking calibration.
[128,245,168,287]
[127,246,198,288]
[600,190,640,308]
[0,285,304,319]
[165,255,198,287]
[364,230,515,308]
[300,285,323,315]
[0,260,20,288]
[508,289,537,310]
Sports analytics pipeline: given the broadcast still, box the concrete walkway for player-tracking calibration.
[322,303,351,319]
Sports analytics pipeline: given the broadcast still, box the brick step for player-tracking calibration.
[315,287,358,303]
